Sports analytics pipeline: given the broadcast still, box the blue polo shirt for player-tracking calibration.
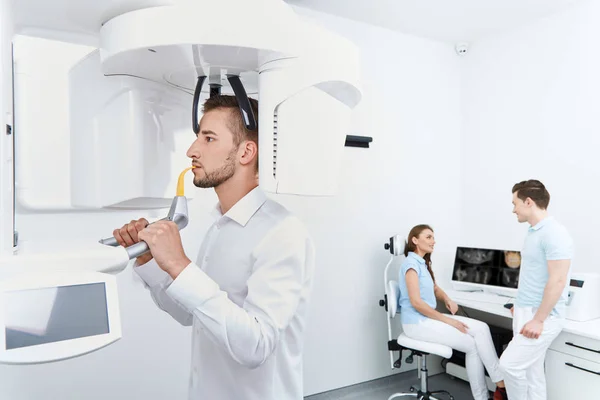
[398,252,437,324]
[516,216,573,317]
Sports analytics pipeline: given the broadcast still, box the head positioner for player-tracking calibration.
[100,0,362,197]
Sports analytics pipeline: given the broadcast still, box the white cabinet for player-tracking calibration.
[549,332,600,364]
[546,333,600,400]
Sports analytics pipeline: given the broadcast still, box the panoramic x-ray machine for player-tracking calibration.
[0,0,362,364]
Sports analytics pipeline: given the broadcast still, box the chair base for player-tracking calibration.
[389,354,454,400]
[388,386,454,400]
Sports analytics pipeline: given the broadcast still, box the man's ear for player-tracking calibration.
[239,140,258,167]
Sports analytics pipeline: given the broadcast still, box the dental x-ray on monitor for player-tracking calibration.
[451,246,521,298]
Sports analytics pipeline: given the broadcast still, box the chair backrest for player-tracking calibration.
[386,280,400,319]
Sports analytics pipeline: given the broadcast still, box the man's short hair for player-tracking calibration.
[512,179,550,209]
[202,95,258,148]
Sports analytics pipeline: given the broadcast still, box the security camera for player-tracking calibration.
[455,42,469,56]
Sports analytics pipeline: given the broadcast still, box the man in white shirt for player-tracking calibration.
[113,95,315,400]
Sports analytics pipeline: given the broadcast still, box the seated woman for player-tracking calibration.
[398,224,507,400]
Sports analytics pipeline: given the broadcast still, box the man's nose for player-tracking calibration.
[186,140,200,159]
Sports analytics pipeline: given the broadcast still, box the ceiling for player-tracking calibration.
[12,0,178,45]
[284,0,588,43]
[12,0,589,45]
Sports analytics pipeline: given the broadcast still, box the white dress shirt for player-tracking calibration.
[134,187,315,400]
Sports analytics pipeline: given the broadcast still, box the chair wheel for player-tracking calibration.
[409,387,415,392]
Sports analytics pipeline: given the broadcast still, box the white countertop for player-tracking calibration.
[444,289,600,342]
[562,318,600,341]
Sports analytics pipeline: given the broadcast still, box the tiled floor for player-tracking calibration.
[305,371,475,400]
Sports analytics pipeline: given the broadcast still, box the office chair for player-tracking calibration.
[379,235,454,400]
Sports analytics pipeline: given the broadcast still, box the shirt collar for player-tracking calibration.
[407,252,426,265]
[529,216,554,232]
[212,186,267,227]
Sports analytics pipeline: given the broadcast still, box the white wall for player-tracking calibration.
[288,7,462,395]
[0,7,463,400]
[458,0,599,275]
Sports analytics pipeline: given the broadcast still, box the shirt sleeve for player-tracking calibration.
[165,217,314,369]
[400,260,419,279]
[543,225,574,261]
[133,259,194,326]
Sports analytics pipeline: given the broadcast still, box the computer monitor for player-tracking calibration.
[451,246,521,297]
[0,270,121,364]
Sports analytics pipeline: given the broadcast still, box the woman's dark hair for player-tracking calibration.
[404,224,436,282]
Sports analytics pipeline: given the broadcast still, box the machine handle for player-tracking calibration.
[99,236,119,247]
[565,342,600,354]
[98,217,169,248]
[98,196,189,261]
[98,231,153,260]
[565,362,600,376]
[124,241,150,260]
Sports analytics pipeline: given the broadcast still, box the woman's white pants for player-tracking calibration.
[403,316,503,400]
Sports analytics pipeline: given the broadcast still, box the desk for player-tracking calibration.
[443,289,600,399]
[445,289,600,341]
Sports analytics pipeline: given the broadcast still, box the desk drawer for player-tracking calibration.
[546,350,600,400]
[549,332,600,364]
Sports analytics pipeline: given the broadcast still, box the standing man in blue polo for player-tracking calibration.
[498,179,573,400]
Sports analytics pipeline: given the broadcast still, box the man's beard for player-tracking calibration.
[193,148,237,188]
